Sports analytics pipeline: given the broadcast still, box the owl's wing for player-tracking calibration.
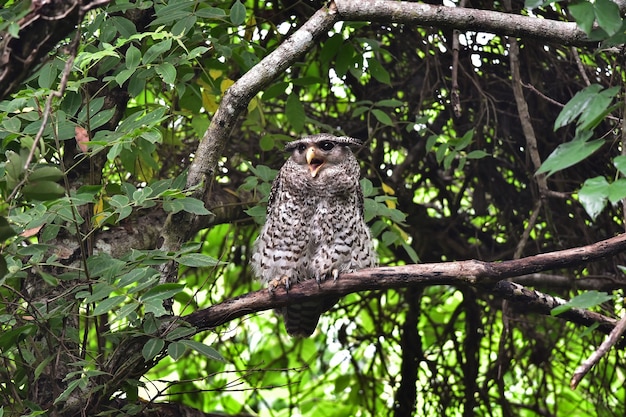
[266,168,283,216]
[357,180,365,218]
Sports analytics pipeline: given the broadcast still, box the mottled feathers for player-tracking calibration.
[251,134,377,337]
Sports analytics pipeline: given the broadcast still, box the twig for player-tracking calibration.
[571,314,626,389]
[571,46,591,86]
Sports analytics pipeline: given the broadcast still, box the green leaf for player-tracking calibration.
[367,57,391,84]
[176,253,221,267]
[144,299,168,316]
[360,178,375,198]
[92,295,126,316]
[579,88,620,132]
[376,99,404,107]
[156,62,176,85]
[466,150,489,159]
[536,135,604,177]
[167,341,187,361]
[371,109,393,126]
[163,196,210,215]
[525,0,554,9]
[38,64,57,89]
[180,339,226,362]
[248,164,278,182]
[53,378,82,405]
[285,93,305,132]
[260,135,275,151]
[594,0,622,36]
[29,166,64,182]
[86,253,125,279]
[0,217,16,241]
[172,14,196,37]
[125,44,141,69]
[608,178,626,204]
[569,1,595,34]
[613,155,626,175]
[116,68,134,86]
[22,181,66,201]
[578,176,609,220]
[83,284,115,303]
[142,337,165,361]
[164,325,197,341]
[553,84,603,130]
[0,324,36,350]
[551,291,613,316]
[179,197,211,215]
[2,116,20,132]
[140,283,184,302]
[230,0,246,25]
[142,38,172,65]
[110,302,139,323]
[89,108,116,130]
[196,7,227,19]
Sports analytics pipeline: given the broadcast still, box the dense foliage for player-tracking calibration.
[1,0,626,416]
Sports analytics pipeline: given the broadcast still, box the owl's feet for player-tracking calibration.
[315,269,341,287]
[268,275,290,294]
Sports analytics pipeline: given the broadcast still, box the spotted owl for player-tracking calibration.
[251,133,377,337]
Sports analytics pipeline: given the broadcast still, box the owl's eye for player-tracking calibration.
[297,143,306,152]
[319,141,335,151]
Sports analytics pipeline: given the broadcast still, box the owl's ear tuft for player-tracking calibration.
[284,139,306,152]
[338,136,365,148]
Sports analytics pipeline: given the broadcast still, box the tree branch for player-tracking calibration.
[184,233,626,331]
[335,0,591,45]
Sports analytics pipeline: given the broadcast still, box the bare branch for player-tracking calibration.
[335,0,591,45]
[571,314,626,389]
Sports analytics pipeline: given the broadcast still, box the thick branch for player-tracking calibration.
[185,233,626,331]
[335,0,592,45]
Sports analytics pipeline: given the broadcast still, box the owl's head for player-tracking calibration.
[285,134,363,178]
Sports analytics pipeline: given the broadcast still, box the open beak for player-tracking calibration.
[306,146,325,178]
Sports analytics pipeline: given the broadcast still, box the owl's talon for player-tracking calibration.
[268,275,290,294]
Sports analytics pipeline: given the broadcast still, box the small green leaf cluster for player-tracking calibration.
[361,178,419,263]
[535,83,622,220]
[426,128,489,172]
[537,85,619,178]
[352,98,404,129]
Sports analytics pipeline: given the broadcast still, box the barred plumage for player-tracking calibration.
[251,134,377,337]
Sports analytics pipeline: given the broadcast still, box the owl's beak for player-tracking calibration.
[306,146,325,178]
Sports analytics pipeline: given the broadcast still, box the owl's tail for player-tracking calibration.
[281,297,338,337]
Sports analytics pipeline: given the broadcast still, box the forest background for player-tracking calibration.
[2,0,626,416]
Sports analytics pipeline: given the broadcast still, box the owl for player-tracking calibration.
[251,134,377,337]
